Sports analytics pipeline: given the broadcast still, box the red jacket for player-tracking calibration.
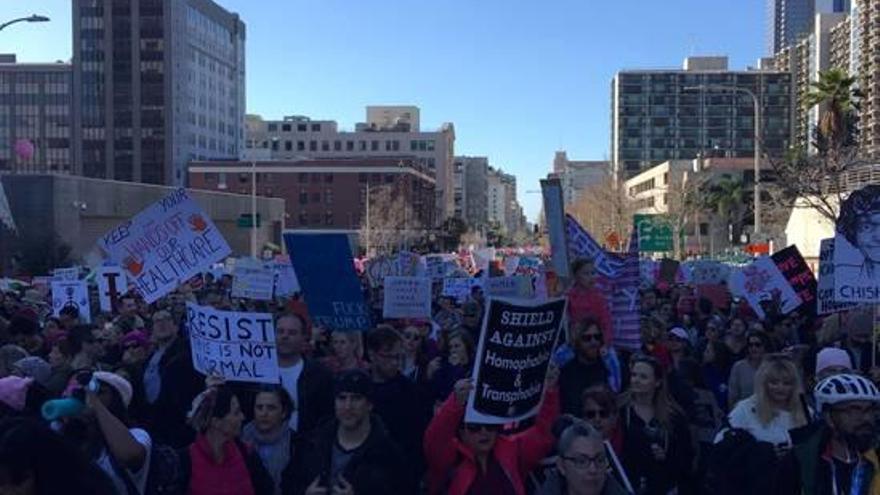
[423,386,560,495]
[567,285,612,344]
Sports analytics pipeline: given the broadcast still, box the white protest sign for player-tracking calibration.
[273,258,300,297]
[443,278,479,302]
[424,255,446,279]
[832,185,880,302]
[231,258,275,301]
[485,276,535,299]
[52,267,79,282]
[473,248,495,274]
[504,257,520,276]
[96,265,126,313]
[97,188,232,303]
[729,256,802,319]
[51,281,92,323]
[383,276,432,319]
[186,302,278,383]
[818,238,858,315]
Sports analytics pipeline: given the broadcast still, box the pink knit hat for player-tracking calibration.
[0,376,33,412]
[816,347,853,376]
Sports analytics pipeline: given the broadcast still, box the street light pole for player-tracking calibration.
[250,160,257,258]
[0,15,50,32]
[684,84,762,237]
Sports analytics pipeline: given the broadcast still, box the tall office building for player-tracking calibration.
[767,0,816,55]
[453,156,489,230]
[72,0,246,185]
[0,55,72,174]
[610,56,792,179]
[245,107,456,221]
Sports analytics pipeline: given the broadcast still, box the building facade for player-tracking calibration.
[0,55,72,174]
[610,56,792,179]
[767,0,816,55]
[453,156,489,231]
[188,157,436,234]
[72,0,246,186]
[244,107,455,222]
[551,151,609,206]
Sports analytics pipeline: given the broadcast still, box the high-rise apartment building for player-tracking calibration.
[72,0,246,185]
[610,56,792,179]
[551,151,609,206]
[0,55,72,174]
[767,0,816,54]
[245,107,456,221]
[453,156,489,230]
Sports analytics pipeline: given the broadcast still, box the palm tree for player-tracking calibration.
[803,68,862,151]
[705,177,744,248]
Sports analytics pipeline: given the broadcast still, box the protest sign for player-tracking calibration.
[51,281,91,323]
[771,245,817,314]
[515,257,541,276]
[442,278,478,302]
[541,178,570,278]
[473,248,496,275]
[729,256,802,320]
[424,255,446,279]
[383,276,432,319]
[466,297,567,424]
[231,258,275,301]
[97,188,232,303]
[97,265,125,313]
[273,257,300,297]
[484,276,535,299]
[833,185,880,302]
[52,267,79,282]
[818,238,858,315]
[186,302,278,383]
[504,257,520,276]
[566,215,622,278]
[285,233,370,331]
[687,260,731,285]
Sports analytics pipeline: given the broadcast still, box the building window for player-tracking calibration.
[297,141,305,151]
[346,141,354,151]
[282,124,291,132]
[324,174,334,183]
[297,123,307,132]
[285,141,292,151]
[334,140,342,151]
[299,191,308,205]
[298,173,308,183]
[271,140,279,151]
[311,123,321,132]
[268,123,277,132]
[371,140,379,151]
[359,173,368,183]
[309,141,317,151]
[321,141,329,151]
[359,141,367,151]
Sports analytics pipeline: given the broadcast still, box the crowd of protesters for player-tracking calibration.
[0,254,879,495]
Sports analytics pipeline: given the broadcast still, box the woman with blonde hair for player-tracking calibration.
[320,330,367,375]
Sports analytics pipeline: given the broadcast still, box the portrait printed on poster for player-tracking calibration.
[833,185,880,302]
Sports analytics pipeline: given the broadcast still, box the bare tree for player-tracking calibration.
[568,173,635,251]
[359,186,423,256]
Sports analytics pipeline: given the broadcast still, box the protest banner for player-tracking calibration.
[51,281,91,323]
[231,258,275,301]
[729,256,802,320]
[771,245,817,315]
[97,265,125,313]
[833,185,880,302]
[541,178,570,278]
[96,188,232,303]
[442,278,479,302]
[818,238,858,315]
[566,215,622,278]
[272,256,300,297]
[52,267,79,282]
[466,296,567,424]
[285,233,371,331]
[186,302,278,383]
[484,276,535,299]
[383,276,432,319]
[611,230,641,350]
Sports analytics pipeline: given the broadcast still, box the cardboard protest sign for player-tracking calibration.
[97,188,232,303]
[52,267,79,282]
[52,281,91,323]
[231,258,275,301]
[382,276,432,319]
[729,256,802,319]
[771,245,817,315]
[484,276,535,299]
[833,185,880,302]
[566,215,622,278]
[818,238,858,315]
[442,278,479,302]
[272,257,300,297]
[97,265,125,313]
[466,297,567,424]
[285,233,370,331]
[186,302,278,383]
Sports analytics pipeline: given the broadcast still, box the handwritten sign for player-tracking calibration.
[729,256,802,320]
[771,245,817,315]
[97,188,232,303]
[51,281,91,323]
[818,238,858,315]
[231,258,275,301]
[466,297,567,424]
[443,278,479,302]
[186,303,277,383]
[52,267,80,282]
[383,276,432,319]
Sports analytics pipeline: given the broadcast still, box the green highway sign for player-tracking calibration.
[237,213,261,228]
[634,214,673,252]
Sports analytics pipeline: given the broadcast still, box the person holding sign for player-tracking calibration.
[423,370,560,495]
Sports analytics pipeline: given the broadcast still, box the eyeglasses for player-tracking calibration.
[562,454,609,469]
[464,423,500,433]
[583,409,611,420]
[580,333,603,343]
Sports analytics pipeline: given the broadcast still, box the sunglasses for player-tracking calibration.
[583,409,611,420]
[464,423,501,433]
[580,333,603,343]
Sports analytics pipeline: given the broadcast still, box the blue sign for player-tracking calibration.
[284,233,371,331]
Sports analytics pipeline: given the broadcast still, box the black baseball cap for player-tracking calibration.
[334,370,373,401]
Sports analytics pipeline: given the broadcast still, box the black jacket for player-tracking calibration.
[281,415,409,495]
[559,357,610,415]
[296,359,335,434]
[140,337,204,448]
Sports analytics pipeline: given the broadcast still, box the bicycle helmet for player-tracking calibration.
[814,373,880,412]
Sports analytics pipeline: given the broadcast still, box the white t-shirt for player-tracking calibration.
[727,396,797,446]
[96,427,152,495]
[279,360,305,431]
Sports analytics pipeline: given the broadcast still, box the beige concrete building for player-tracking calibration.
[244,106,455,223]
[550,151,609,206]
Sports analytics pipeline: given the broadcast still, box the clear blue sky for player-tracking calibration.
[2,0,764,222]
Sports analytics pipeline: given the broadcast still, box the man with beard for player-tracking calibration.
[793,373,880,494]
